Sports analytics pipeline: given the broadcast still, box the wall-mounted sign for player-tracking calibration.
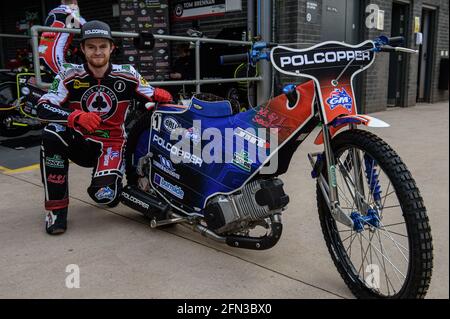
[306,1,318,24]
[173,0,225,20]
[414,16,421,32]
[172,0,241,21]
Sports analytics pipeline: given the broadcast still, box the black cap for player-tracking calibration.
[81,20,114,42]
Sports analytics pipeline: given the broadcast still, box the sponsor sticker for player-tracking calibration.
[153,173,184,199]
[73,80,90,89]
[152,134,203,167]
[49,79,60,93]
[103,147,120,166]
[45,154,65,168]
[234,127,269,148]
[326,88,353,111]
[47,174,66,184]
[95,187,115,201]
[163,116,180,133]
[48,123,66,133]
[153,155,180,179]
[252,107,285,128]
[185,127,201,145]
[233,151,253,172]
[139,76,150,87]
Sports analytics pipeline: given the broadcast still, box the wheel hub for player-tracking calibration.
[350,209,380,232]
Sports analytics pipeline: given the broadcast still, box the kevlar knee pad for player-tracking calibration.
[87,174,122,206]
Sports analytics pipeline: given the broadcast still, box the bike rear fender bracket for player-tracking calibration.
[314,115,390,145]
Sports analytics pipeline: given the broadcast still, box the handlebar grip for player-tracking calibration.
[380,45,396,52]
[219,53,249,65]
[388,36,404,46]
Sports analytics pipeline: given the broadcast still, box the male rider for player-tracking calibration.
[37,20,172,235]
[39,0,86,76]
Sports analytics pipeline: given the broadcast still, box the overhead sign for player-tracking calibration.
[172,0,241,21]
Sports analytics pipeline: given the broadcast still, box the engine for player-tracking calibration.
[204,178,289,234]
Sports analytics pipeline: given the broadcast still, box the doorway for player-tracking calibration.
[321,0,361,44]
[321,0,363,109]
[387,2,410,107]
[417,8,436,103]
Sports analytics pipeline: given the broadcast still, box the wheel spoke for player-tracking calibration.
[377,224,410,255]
[381,204,401,210]
[360,218,409,261]
[383,222,406,228]
[341,232,354,242]
[379,229,408,238]
[347,230,357,257]
[358,230,375,275]
[360,232,406,282]
[359,234,364,277]
[376,230,396,295]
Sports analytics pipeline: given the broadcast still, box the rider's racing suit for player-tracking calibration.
[37,63,169,209]
[39,4,86,75]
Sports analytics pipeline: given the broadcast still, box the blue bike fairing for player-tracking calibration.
[145,83,316,215]
[148,107,273,214]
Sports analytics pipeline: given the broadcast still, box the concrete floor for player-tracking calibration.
[0,101,448,299]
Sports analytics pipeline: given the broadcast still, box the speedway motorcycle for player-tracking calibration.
[120,36,433,299]
[0,69,46,137]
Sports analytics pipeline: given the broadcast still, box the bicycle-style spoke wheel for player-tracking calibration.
[316,129,433,298]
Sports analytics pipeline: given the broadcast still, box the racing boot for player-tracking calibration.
[45,208,68,235]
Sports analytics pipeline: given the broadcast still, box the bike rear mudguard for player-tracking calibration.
[314,114,389,145]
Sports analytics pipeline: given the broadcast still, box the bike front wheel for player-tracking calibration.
[317,129,433,298]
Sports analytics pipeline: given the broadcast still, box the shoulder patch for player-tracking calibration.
[113,64,137,76]
[60,63,86,79]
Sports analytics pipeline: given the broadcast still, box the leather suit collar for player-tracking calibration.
[84,62,112,79]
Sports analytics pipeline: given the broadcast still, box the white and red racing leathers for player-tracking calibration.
[38,4,86,75]
[37,63,160,210]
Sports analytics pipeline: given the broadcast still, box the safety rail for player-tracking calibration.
[30,25,262,92]
[0,33,31,39]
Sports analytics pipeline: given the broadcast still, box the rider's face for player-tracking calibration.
[81,39,114,68]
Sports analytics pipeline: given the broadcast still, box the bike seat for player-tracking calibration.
[189,93,233,117]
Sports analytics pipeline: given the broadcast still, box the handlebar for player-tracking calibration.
[386,36,404,46]
[219,35,417,67]
[380,45,419,54]
[219,53,249,65]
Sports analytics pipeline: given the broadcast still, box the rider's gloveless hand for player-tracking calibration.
[68,110,102,132]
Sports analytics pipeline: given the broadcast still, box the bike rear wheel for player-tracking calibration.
[317,129,433,298]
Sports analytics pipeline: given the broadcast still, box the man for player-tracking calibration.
[39,0,86,76]
[37,20,173,235]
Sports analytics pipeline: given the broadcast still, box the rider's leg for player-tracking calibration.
[40,124,99,234]
[86,142,124,207]
[40,123,71,234]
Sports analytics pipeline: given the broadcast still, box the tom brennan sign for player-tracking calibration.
[172,0,241,20]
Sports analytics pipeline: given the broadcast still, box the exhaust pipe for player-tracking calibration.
[120,185,169,220]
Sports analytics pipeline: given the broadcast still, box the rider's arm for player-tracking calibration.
[130,66,173,108]
[37,74,74,123]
